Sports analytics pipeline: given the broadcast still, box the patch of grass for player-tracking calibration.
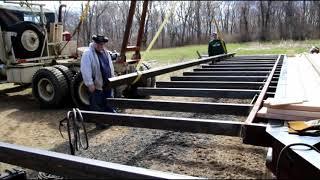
[138,40,320,65]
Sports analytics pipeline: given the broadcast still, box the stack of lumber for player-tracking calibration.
[258,54,320,121]
[257,98,320,121]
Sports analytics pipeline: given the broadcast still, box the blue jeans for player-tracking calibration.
[89,89,115,113]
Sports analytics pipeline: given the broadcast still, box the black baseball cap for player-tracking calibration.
[92,35,109,43]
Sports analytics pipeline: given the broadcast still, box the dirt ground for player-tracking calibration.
[0,69,273,179]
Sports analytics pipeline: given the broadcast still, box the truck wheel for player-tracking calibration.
[53,65,74,88]
[8,22,45,59]
[32,67,68,108]
[53,65,74,103]
[71,72,90,109]
[123,62,155,98]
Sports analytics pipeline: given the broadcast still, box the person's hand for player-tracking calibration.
[88,84,95,93]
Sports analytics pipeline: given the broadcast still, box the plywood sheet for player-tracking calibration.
[274,55,320,103]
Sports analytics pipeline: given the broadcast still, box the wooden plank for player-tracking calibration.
[257,107,313,121]
[264,98,320,112]
[266,107,320,119]
[264,98,307,106]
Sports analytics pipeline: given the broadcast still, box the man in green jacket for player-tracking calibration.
[208,32,227,56]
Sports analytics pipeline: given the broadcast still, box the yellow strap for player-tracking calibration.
[80,1,90,22]
[131,69,144,85]
[212,18,227,53]
[131,1,178,85]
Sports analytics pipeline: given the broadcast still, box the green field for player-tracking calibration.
[140,40,320,65]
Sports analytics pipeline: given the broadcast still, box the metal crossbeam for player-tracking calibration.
[171,76,267,82]
[202,64,275,68]
[107,53,234,87]
[220,60,276,63]
[211,62,275,65]
[194,67,273,71]
[183,71,270,76]
[137,87,259,99]
[81,111,267,137]
[156,81,264,89]
[226,56,277,60]
[0,142,196,179]
[107,98,252,115]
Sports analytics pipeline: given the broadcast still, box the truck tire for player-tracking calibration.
[32,67,68,108]
[53,65,74,87]
[123,62,155,98]
[53,65,74,103]
[71,72,90,109]
[8,21,45,59]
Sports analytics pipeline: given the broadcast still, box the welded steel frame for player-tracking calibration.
[2,54,316,179]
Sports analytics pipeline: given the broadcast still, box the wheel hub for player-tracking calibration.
[38,78,54,101]
[46,84,53,93]
[78,82,90,105]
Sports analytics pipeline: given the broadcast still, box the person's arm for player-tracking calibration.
[208,42,213,56]
[80,51,95,92]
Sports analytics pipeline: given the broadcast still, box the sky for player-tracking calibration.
[40,1,84,12]
[1,1,85,12]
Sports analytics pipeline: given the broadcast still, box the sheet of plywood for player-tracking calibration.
[274,55,320,104]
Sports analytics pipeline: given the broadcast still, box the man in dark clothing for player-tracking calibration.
[208,32,227,56]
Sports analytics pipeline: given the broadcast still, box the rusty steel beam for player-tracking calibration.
[137,87,259,99]
[107,98,252,115]
[156,81,264,89]
[119,0,137,62]
[132,0,148,60]
[107,53,234,87]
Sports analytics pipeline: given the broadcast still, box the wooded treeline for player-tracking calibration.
[59,1,320,50]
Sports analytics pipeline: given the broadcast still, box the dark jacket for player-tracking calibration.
[208,39,227,56]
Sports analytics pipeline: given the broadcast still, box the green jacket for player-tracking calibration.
[208,39,227,56]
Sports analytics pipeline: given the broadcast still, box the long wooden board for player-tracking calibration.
[264,98,320,112]
[257,107,314,121]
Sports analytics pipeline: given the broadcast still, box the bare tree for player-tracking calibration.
[58,1,320,49]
